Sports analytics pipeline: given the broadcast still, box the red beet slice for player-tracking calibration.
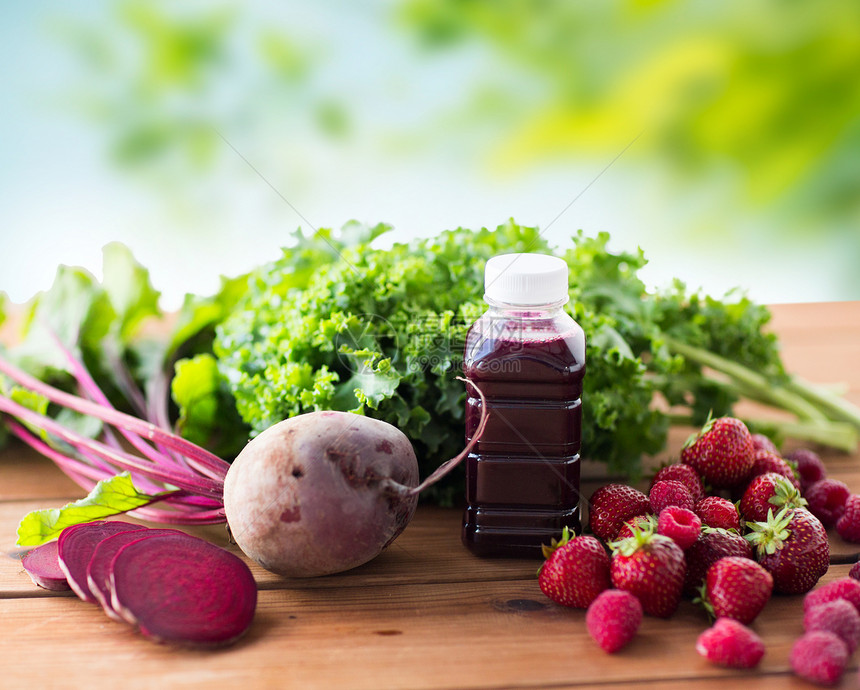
[87,528,185,620]
[58,521,146,602]
[21,540,70,591]
[109,533,257,647]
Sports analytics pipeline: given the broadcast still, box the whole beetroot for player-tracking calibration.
[223,411,420,577]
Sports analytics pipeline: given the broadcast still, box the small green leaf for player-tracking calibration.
[16,473,162,547]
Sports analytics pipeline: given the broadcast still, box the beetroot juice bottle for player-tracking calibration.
[462,253,585,558]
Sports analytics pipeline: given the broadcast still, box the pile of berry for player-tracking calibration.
[538,416,860,685]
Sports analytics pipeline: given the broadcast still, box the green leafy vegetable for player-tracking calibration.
[16,473,161,547]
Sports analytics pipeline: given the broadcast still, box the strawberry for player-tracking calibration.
[694,496,741,531]
[681,416,754,489]
[651,463,705,504]
[745,507,830,594]
[790,631,849,687]
[696,618,765,669]
[739,472,807,522]
[657,506,701,550]
[850,562,860,581]
[649,480,694,514]
[585,589,643,653]
[804,577,860,614]
[803,599,860,653]
[750,433,779,454]
[609,525,686,618]
[615,514,658,541]
[786,448,826,492]
[588,483,651,542]
[683,527,753,597]
[836,494,860,543]
[696,556,773,624]
[745,449,800,488]
[538,528,610,609]
[805,479,850,528]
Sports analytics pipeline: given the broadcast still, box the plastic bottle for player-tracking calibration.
[462,253,586,558]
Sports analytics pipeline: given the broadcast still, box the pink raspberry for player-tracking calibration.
[836,494,860,543]
[695,617,765,669]
[786,448,826,492]
[657,506,701,550]
[804,599,860,653]
[585,589,643,653]
[805,479,850,528]
[804,577,860,614]
[649,479,694,514]
[694,496,741,531]
[651,463,705,503]
[790,631,849,686]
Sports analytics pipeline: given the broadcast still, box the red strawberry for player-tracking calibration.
[696,556,773,624]
[805,479,850,528]
[786,448,826,492]
[836,494,860,543]
[683,527,754,598]
[657,506,701,550]
[681,416,754,489]
[750,433,779,454]
[803,599,860,653]
[694,496,741,531]
[745,449,800,488]
[538,529,610,609]
[739,472,807,522]
[615,514,658,541]
[850,561,860,581]
[745,507,830,594]
[804,577,860,614]
[651,463,705,504]
[588,484,651,541]
[609,526,686,618]
[696,617,765,669]
[585,589,642,653]
[790,631,849,686]
[649,480,694,514]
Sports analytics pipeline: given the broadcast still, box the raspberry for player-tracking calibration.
[836,494,860,543]
[804,577,860,614]
[649,480,694,514]
[585,589,643,653]
[657,506,701,550]
[695,617,765,669]
[651,463,705,503]
[694,496,741,531]
[786,448,826,492]
[804,599,860,653]
[790,631,849,686]
[805,479,850,528]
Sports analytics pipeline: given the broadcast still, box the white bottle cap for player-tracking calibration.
[484,253,569,306]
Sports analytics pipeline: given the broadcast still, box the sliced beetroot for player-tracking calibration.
[87,528,185,620]
[58,521,146,602]
[22,540,70,591]
[110,532,257,647]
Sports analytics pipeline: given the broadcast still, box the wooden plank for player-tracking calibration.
[0,566,855,690]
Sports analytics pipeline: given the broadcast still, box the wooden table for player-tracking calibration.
[2,301,859,689]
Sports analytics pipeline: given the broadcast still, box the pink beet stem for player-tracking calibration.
[0,354,230,479]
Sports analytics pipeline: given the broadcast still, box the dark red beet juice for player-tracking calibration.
[462,253,585,558]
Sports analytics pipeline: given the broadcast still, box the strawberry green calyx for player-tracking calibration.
[683,412,716,450]
[745,507,793,557]
[692,583,716,620]
[540,525,574,560]
[769,475,808,512]
[608,522,671,558]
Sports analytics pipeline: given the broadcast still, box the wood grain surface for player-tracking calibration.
[1,301,859,689]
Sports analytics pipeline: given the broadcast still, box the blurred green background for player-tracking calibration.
[2,0,859,308]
